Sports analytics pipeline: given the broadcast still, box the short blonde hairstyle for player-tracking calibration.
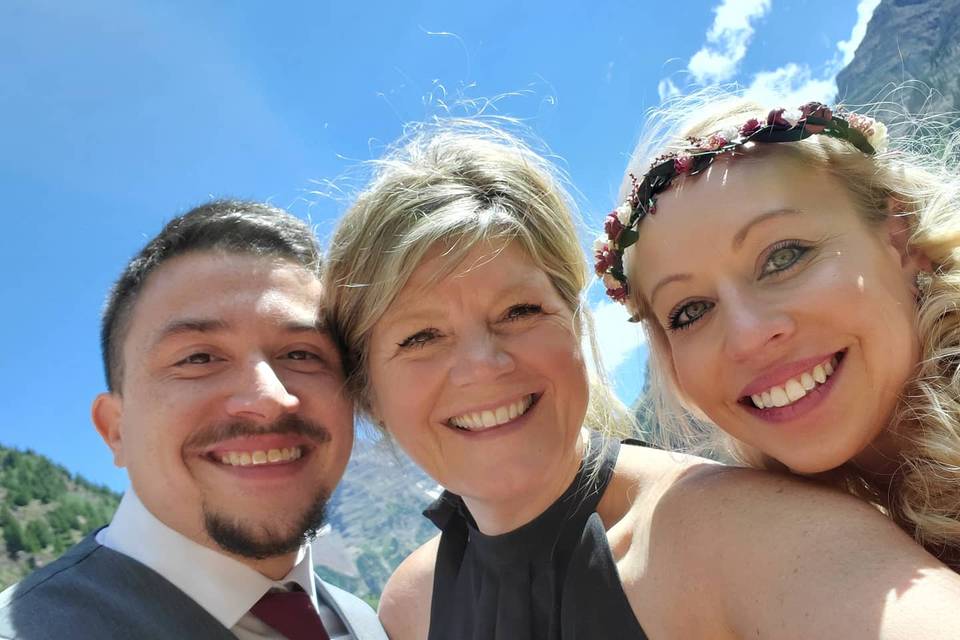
[324,118,635,441]
[625,89,960,567]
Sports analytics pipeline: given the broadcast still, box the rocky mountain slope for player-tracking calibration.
[836,0,960,113]
[314,436,439,606]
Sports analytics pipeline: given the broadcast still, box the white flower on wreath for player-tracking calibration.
[720,126,740,143]
[615,202,632,225]
[621,243,635,284]
[868,120,889,153]
[603,272,621,290]
[782,109,803,126]
[593,234,609,254]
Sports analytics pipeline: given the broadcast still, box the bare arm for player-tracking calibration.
[639,466,960,639]
[378,535,439,640]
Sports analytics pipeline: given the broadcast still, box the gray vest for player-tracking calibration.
[0,533,387,640]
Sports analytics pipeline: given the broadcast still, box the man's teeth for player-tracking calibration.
[750,356,838,410]
[449,395,535,431]
[219,447,303,466]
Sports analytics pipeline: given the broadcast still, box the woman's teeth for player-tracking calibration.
[750,355,839,410]
[219,446,302,466]
[449,395,535,431]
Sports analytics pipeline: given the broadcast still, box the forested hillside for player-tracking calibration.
[0,446,120,590]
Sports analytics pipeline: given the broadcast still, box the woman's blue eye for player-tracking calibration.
[761,243,809,277]
[667,300,714,331]
[398,329,439,350]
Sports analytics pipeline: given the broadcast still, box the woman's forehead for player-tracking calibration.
[387,241,543,311]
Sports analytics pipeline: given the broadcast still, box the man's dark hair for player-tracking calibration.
[101,199,322,392]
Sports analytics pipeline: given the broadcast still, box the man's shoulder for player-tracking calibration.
[315,575,388,640]
[0,534,111,638]
[1,533,103,604]
[0,534,233,640]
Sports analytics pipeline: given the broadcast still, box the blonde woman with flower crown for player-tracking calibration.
[595,91,960,572]
[325,118,960,639]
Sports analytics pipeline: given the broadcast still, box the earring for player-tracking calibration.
[915,271,933,298]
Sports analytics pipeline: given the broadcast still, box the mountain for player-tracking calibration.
[835,0,960,113]
[314,435,440,607]
[0,446,120,589]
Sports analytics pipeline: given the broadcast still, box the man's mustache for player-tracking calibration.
[184,414,331,451]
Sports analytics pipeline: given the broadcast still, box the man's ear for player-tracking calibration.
[92,392,126,468]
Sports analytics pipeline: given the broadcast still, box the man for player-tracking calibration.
[0,201,386,639]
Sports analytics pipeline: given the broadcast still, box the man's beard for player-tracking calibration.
[203,486,330,560]
[186,414,335,560]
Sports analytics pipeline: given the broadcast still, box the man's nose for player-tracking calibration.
[448,330,515,387]
[225,360,300,422]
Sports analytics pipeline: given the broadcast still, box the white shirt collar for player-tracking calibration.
[96,489,319,630]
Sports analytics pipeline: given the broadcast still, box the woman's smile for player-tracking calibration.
[738,350,845,423]
[447,392,540,432]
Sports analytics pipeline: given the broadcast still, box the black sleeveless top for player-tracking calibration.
[423,436,649,639]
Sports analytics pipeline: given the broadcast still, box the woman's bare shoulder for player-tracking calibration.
[614,451,960,639]
[378,534,441,640]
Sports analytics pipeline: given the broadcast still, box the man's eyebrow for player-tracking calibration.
[150,318,328,349]
[152,319,230,346]
[283,319,331,336]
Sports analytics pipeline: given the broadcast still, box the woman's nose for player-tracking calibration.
[721,293,796,362]
[448,331,516,387]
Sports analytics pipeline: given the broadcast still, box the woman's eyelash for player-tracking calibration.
[666,300,714,331]
[398,329,440,349]
[504,303,542,320]
[760,240,813,277]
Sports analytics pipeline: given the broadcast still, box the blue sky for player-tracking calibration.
[0,0,877,491]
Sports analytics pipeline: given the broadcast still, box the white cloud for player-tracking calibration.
[687,0,772,85]
[743,0,880,106]
[837,0,881,66]
[585,299,646,375]
[660,0,879,106]
[744,63,838,106]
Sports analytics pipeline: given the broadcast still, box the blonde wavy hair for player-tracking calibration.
[626,90,960,567]
[323,118,635,445]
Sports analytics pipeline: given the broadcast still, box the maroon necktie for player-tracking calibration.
[250,588,331,640]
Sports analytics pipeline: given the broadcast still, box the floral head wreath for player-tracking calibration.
[594,102,889,320]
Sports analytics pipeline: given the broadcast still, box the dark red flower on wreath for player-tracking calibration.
[799,102,832,121]
[604,212,624,241]
[607,285,628,301]
[594,247,616,275]
[673,154,694,173]
[799,102,832,134]
[766,108,790,128]
[740,117,762,136]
